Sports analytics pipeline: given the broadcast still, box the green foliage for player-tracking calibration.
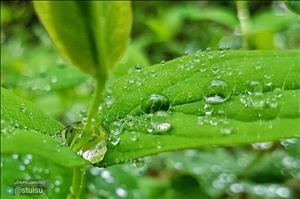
[1,1,300,199]
[33,1,132,77]
[1,88,62,134]
[285,0,300,14]
[99,50,300,166]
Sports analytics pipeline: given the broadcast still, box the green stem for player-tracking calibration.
[70,78,106,152]
[67,167,86,199]
[236,1,251,49]
[68,78,106,199]
[84,78,106,134]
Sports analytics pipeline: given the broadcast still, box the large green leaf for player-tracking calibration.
[1,88,88,167]
[1,88,62,134]
[33,1,132,77]
[98,50,300,166]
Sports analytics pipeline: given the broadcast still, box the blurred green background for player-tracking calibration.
[1,1,300,199]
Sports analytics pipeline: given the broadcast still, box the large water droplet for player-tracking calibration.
[60,122,107,163]
[80,140,107,164]
[142,94,170,113]
[150,111,172,133]
[203,80,231,104]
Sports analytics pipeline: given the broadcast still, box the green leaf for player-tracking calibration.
[1,130,88,168]
[1,88,88,167]
[285,0,300,15]
[1,88,62,134]
[33,1,132,77]
[251,11,298,33]
[98,50,300,166]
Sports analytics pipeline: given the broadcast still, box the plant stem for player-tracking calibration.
[68,78,106,199]
[84,78,106,135]
[70,78,106,152]
[236,1,251,49]
[67,167,86,199]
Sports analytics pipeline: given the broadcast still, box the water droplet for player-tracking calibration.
[50,75,58,83]
[219,119,233,135]
[19,165,26,171]
[81,140,107,164]
[12,153,19,160]
[142,94,170,113]
[101,170,114,183]
[110,137,121,146]
[134,64,142,71]
[105,96,113,108]
[132,158,145,167]
[274,88,283,98]
[252,142,273,150]
[150,111,172,133]
[247,81,263,95]
[204,103,213,116]
[203,80,231,104]
[19,103,26,112]
[116,187,127,198]
[266,98,278,108]
[129,132,139,141]
[109,121,123,136]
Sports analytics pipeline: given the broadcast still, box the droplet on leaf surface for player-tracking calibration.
[203,80,231,104]
[142,94,170,113]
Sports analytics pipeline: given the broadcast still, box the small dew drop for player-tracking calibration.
[110,137,121,146]
[19,103,26,112]
[116,187,127,198]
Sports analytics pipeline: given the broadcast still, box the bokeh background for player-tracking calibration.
[1,1,300,199]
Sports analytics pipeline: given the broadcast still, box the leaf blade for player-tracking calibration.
[98,50,300,166]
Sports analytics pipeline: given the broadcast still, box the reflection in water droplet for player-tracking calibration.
[142,94,170,113]
[203,80,231,104]
[150,111,172,133]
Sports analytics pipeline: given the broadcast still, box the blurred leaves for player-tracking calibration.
[33,1,132,77]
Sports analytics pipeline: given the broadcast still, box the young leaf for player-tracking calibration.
[1,88,63,134]
[1,130,88,168]
[33,1,132,77]
[98,50,300,166]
